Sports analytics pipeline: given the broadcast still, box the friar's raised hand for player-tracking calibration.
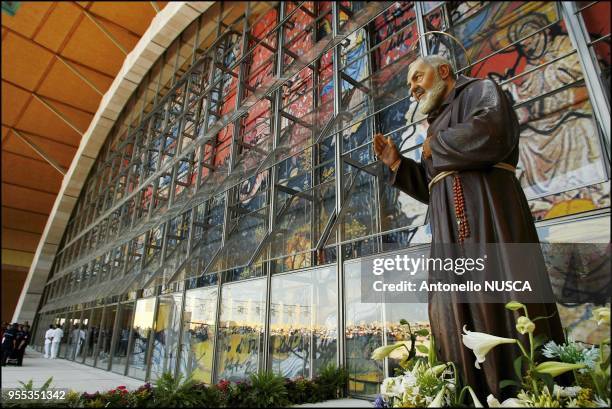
[373,133,400,168]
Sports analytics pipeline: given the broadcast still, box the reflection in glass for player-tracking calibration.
[111,302,135,374]
[529,182,611,221]
[96,305,117,370]
[64,312,82,359]
[73,310,89,361]
[384,299,430,377]
[180,287,218,383]
[215,279,265,381]
[53,314,67,358]
[578,1,611,101]
[344,261,384,396]
[150,294,183,381]
[516,85,607,199]
[269,266,337,378]
[127,297,156,380]
[84,308,103,366]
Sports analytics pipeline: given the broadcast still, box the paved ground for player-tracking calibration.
[2,348,374,407]
[294,398,373,407]
[1,348,143,392]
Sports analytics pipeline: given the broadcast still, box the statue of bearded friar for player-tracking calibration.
[373,55,566,401]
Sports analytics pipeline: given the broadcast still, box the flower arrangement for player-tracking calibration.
[371,321,481,408]
[464,302,610,407]
[373,304,610,408]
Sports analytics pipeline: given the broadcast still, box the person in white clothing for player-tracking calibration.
[43,325,55,358]
[50,325,64,359]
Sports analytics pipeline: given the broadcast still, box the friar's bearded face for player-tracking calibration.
[407,59,449,115]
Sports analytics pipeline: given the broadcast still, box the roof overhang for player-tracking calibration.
[12,1,214,323]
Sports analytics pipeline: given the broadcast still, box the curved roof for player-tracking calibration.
[2,2,167,279]
[4,2,214,322]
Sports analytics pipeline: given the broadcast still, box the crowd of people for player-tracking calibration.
[1,321,31,366]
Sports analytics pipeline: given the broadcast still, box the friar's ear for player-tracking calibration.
[438,63,451,80]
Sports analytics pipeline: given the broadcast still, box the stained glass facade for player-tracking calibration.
[30,1,610,396]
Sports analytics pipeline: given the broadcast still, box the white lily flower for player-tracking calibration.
[462,325,517,369]
[371,342,405,360]
[381,376,403,398]
[401,372,417,391]
[486,394,525,407]
[592,306,610,326]
[553,384,582,398]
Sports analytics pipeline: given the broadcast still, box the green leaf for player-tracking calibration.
[499,379,520,390]
[416,344,429,354]
[399,319,408,325]
[41,377,54,391]
[532,334,547,350]
[513,356,523,380]
[415,329,430,337]
[428,334,437,366]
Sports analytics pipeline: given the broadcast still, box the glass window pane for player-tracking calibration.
[74,310,90,362]
[180,286,218,383]
[127,297,157,380]
[578,1,611,103]
[269,266,337,378]
[344,261,383,396]
[215,279,266,381]
[516,85,607,199]
[84,307,103,366]
[56,313,69,359]
[111,302,135,374]
[150,294,183,381]
[64,311,82,359]
[96,305,117,370]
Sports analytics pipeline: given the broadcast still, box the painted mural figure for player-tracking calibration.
[373,55,566,400]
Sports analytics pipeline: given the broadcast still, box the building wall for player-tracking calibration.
[26,1,610,394]
[1,266,28,323]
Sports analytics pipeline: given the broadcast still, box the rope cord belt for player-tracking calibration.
[426,162,516,243]
[427,162,516,192]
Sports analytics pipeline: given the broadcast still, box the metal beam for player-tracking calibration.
[150,1,160,14]
[331,0,346,374]
[56,55,104,96]
[83,9,128,55]
[560,2,610,154]
[275,183,313,201]
[32,94,84,136]
[11,128,67,175]
[340,71,371,94]
[52,3,394,259]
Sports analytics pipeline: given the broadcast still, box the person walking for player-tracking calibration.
[44,325,55,358]
[50,324,64,359]
[1,323,18,366]
[14,325,30,366]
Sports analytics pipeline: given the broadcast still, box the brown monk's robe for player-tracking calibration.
[390,74,565,400]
